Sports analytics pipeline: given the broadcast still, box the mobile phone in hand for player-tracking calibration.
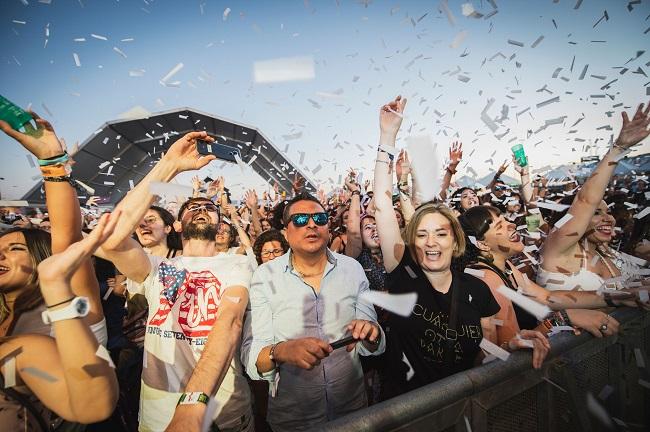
[330,335,357,350]
[196,139,240,163]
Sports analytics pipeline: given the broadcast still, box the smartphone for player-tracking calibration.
[196,140,240,163]
[330,335,357,350]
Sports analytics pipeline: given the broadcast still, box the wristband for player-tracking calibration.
[269,341,284,365]
[351,190,361,197]
[377,145,397,161]
[375,159,390,165]
[446,167,457,175]
[38,152,69,167]
[40,163,71,177]
[43,175,73,184]
[177,392,210,406]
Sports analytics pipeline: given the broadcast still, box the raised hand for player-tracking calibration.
[38,211,122,284]
[512,154,528,176]
[615,102,650,149]
[0,110,64,159]
[292,174,305,194]
[345,169,360,192]
[497,159,509,175]
[317,188,327,206]
[191,175,203,191]
[162,131,216,174]
[448,141,463,167]
[396,149,411,179]
[379,95,407,138]
[86,196,100,207]
[244,189,258,209]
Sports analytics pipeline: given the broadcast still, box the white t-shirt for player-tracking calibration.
[131,254,252,432]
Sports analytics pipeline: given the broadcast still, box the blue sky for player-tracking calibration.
[1,0,649,199]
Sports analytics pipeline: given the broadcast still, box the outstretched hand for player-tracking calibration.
[379,95,407,137]
[38,210,122,284]
[615,102,650,149]
[162,131,216,173]
[0,110,65,160]
[448,141,463,167]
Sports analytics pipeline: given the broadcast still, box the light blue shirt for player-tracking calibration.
[241,249,385,431]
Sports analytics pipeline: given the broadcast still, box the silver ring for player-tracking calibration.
[600,324,608,332]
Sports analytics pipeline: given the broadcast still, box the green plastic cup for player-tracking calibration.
[0,95,32,131]
[511,144,528,168]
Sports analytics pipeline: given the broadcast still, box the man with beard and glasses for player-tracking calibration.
[241,192,385,431]
[100,131,253,432]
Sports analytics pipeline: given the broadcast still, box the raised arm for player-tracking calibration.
[102,132,216,282]
[0,212,120,423]
[344,172,363,258]
[395,150,416,224]
[487,160,509,192]
[0,112,104,323]
[439,141,463,201]
[164,284,249,432]
[244,189,262,237]
[512,154,533,205]
[544,103,650,256]
[374,95,407,272]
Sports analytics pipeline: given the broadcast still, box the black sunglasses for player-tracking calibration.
[289,212,329,227]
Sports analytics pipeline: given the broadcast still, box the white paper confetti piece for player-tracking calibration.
[490,318,503,326]
[21,367,57,382]
[639,379,650,389]
[634,348,646,369]
[113,46,127,58]
[479,338,510,361]
[535,201,570,212]
[549,325,575,336]
[3,357,16,388]
[464,268,485,278]
[464,416,472,432]
[359,290,417,317]
[586,392,614,428]
[223,7,231,21]
[149,182,193,198]
[90,33,107,41]
[96,345,115,368]
[404,265,418,279]
[497,285,552,320]
[598,384,614,400]
[225,296,241,304]
[553,213,574,229]
[102,285,114,300]
[73,52,81,67]
[634,207,650,219]
[407,135,440,203]
[254,56,315,84]
[160,62,184,85]
[402,353,415,381]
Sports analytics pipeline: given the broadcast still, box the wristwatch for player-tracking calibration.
[177,392,210,406]
[41,296,90,324]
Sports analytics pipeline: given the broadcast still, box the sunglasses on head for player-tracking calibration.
[289,212,329,227]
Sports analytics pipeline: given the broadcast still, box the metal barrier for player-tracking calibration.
[318,308,650,432]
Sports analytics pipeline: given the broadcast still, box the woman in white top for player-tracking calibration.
[539,102,650,291]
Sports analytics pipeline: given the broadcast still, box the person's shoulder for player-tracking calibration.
[455,268,492,293]
[331,250,365,271]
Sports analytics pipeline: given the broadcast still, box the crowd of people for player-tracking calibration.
[0,97,648,432]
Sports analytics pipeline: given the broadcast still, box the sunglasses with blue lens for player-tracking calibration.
[289,212,329,227]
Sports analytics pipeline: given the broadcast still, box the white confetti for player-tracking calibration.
[407,135,440,203]
[479,338,510,361]
[464,268,485,278]
[223,7,231,21]
[497,285,552,320]
[73,52,81,67]
[160,62,184,85]
[254,56,315,84]
[90,33,107,41]
[96,345,115,368]
[359,290,417,317]
[149,181,193,198]
[553,213,573,229]
[3,357,16,388]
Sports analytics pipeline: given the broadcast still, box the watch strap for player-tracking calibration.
[177,392,210,406]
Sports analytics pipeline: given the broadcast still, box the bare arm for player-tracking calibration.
[544,103,650,256]
[164,285,248,432]
[375,96,407,272]
[487,160,508,192]
[439,141,463,201]
[0,213,122,423]
[344,175,363,258]
[102,132,216,282]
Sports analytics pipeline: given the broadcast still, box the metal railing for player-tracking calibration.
[318,308,650,432]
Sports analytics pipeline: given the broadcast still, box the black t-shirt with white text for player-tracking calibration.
[384,251,500,396]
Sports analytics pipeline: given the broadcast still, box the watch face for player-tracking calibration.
[75,298,89,315]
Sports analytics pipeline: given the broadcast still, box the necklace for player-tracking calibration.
[292,255,326,278]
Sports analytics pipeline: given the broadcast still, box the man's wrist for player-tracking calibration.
[155,158,180,181]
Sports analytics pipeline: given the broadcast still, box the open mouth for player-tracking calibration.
[139,228,152,235]
[595,225,613,235]
[192,215,210,223]
[0,265,9,275]
[424,251,442,259]
[509,231,521,242]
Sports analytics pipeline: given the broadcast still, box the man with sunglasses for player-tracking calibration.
[241,192,385,431]
[100,132,253,432]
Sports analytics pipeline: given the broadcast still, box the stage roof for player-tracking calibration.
[22,107,316,205]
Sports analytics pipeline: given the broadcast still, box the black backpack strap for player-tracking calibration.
[444,273,461,366]
[0,374,51,432]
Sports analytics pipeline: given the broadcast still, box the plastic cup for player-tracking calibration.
[511,144,528,168]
